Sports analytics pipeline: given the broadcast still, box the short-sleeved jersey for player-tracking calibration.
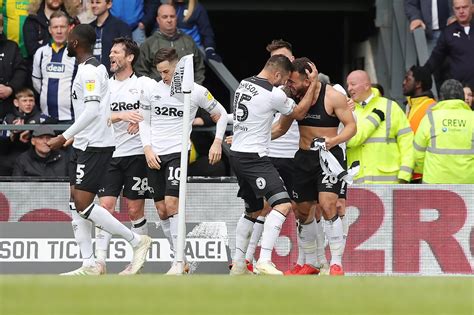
[268,113,299,158]
[71,58,115,150]
[32,44,77,121]
[230,76,295,156]
[140,78,220,155]
[109,73,145,157]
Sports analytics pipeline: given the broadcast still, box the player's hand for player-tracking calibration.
[47,135,67,150]
[347,98,355,111]
[323,136,338,151]
[208,139,222,165]
[305,61,319,83]
[210,113,221,123]
[144,146,161,170]
[225,135,233,145]
[127,122,139,134]
[64,137,74,147]
[120,111,143,124]
[19,130,30,143]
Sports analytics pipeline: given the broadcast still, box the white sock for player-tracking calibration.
[70,202,95,267]
[234,214,255,264]
[245,215,265,262]
[315,219,328,265]
[259,210,286,262]
[299,220,318,266]
[296,223,305,266]
[169,214,179,259]
[81,204,141,247]
[160,218,174,253]
[95,226,111,263]
[340,215,348,256]
[131,217,148,236]
[325,216,344,266]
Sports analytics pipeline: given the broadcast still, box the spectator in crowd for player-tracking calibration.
[66,0,95,23]
[423,0,474,91]
[0,88,56,175]
[134,3,205,84]
[110,0,159,45]
[346,70,414,184]
[32,10,77,123]
[90,0,132,76]
[1,0,31,57]
[404,0,452,52]
[0,13,28,121]
[12,125,68,177]
[403,65,437,132]
[23,0,77,66]
[414,79,474,183]
[168,0,222,62]
[463,83,472,108]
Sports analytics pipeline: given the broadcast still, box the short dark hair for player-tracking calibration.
[266,39,293,54]
[112,37,140,65]
[439,79,465,101]
[71,24,96,51]
[291,57,312,78]
[264,54,293,73]
[153,47,179,66]
[410,65,432,91]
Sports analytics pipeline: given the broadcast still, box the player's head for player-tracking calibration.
[266,39,294,61]
[402,65,432,97]
[439,79,465,101]
[14,88,36,114]
[154,47,179,86]
[263,54,293,87]
[346,70,372,103]
[49,10,70,46]
[109,37,140,74]
[67,24,96,58]
[287,57,313,98]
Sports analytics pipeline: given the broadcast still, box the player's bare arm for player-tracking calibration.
[143,145,161,170]
[324,88,357,150]
[110,111,143,124]
[271,114,294,140]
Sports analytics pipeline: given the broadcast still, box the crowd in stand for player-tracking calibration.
[0,0,473,183]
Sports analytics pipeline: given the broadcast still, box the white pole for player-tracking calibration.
[175,91,192,274]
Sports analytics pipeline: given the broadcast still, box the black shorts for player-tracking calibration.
[147,152,181,202]
[97,154,151,200]
[230,151,290,212]
[292,147,347,203]
[69,147,114,194]
[269,157,295,199]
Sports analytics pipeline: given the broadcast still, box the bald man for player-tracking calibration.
[272,58,356,275]
[345,70,414,184]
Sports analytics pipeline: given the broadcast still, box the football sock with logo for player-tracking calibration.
[169,214,179,258]
[70,202,95,267]
[234,214,255,263]
[245,215,265,262]
[81,203,141,247]
[299,220,318,266]
[325,215,344,266]
[315,219,328,266]
[259,210,286,262]
[160,217,174,253]
[95,226,112,263]
[340,215,348,255]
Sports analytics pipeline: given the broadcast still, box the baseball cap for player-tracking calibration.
[32,125,56,137]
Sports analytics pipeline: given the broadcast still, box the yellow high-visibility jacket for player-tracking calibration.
[414,99,474,183]
[347,92,414,183]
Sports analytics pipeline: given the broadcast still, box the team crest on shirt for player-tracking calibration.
[256,177,266,190]
[129,88,139,95]
[85,80,95,91]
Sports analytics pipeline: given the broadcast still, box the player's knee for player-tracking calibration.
[99,200,115,214]
[273,201,291,216]
[128,204,144,220]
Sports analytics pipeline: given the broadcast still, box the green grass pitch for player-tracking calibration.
[0,275,472,315]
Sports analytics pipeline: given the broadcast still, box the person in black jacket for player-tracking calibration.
[424,0,474,90]
[12,125,69,177]
[0,14,28,122]
[90,0,132,75]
